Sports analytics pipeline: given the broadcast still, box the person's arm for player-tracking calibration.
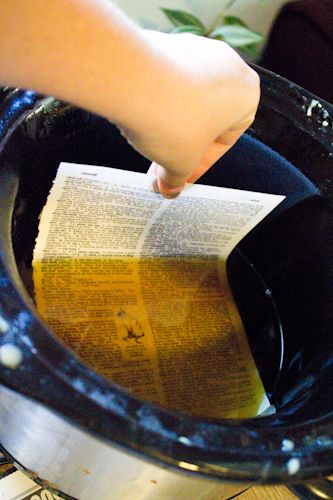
[0,0,260,198]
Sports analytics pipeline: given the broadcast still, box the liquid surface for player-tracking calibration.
[30,250,283,418]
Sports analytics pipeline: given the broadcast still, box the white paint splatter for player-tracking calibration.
[322,120,329,127]
[306,99,320,117]
[287,458,300,475]
[0,344,23,369]
[282,439,295,451]
[0,316,9,333]
[178,436,192,446]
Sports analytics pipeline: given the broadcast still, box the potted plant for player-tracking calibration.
[161,0,264,59]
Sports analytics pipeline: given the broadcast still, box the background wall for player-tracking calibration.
[114,0,288,38]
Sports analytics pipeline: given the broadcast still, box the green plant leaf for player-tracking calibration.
[223,16,248,28]
[161,8,205,30]
[239,43,259,57]
[170,25,205,35]
[209,25,263,47]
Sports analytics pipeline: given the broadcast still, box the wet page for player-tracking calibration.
[33,163,284,418]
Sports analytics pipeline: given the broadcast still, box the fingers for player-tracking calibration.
[186,120,252,184]
[147,162,187,198]
[186,140,233,184]
[146,162,158,177]
[157,176,186,199]
[148,123,250,198]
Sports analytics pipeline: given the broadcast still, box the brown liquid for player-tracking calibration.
[33,256,269,418]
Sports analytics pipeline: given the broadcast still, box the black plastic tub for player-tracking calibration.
[0,66,332,499]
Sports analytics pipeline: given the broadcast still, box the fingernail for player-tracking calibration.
[163,187,183,199]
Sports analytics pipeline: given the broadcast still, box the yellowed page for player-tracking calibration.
[33,163,284,418]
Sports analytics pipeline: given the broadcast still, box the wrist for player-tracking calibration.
[0,0,166,131]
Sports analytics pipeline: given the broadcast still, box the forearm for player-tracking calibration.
[0,0,260,196]
[0,0,165,129]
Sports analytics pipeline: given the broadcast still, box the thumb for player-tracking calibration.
[148,162,187,199]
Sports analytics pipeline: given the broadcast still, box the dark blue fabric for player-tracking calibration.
[202,134,319,215]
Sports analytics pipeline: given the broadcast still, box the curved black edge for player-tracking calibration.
[289,478,333,499]
[0,89,40,145]
[249,64,333,206]
[0,70,332,484]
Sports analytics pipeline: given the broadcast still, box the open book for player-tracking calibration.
[33,163,284,418]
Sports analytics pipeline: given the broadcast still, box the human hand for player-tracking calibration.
[122,30,260,198]
[0,0,258,201]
